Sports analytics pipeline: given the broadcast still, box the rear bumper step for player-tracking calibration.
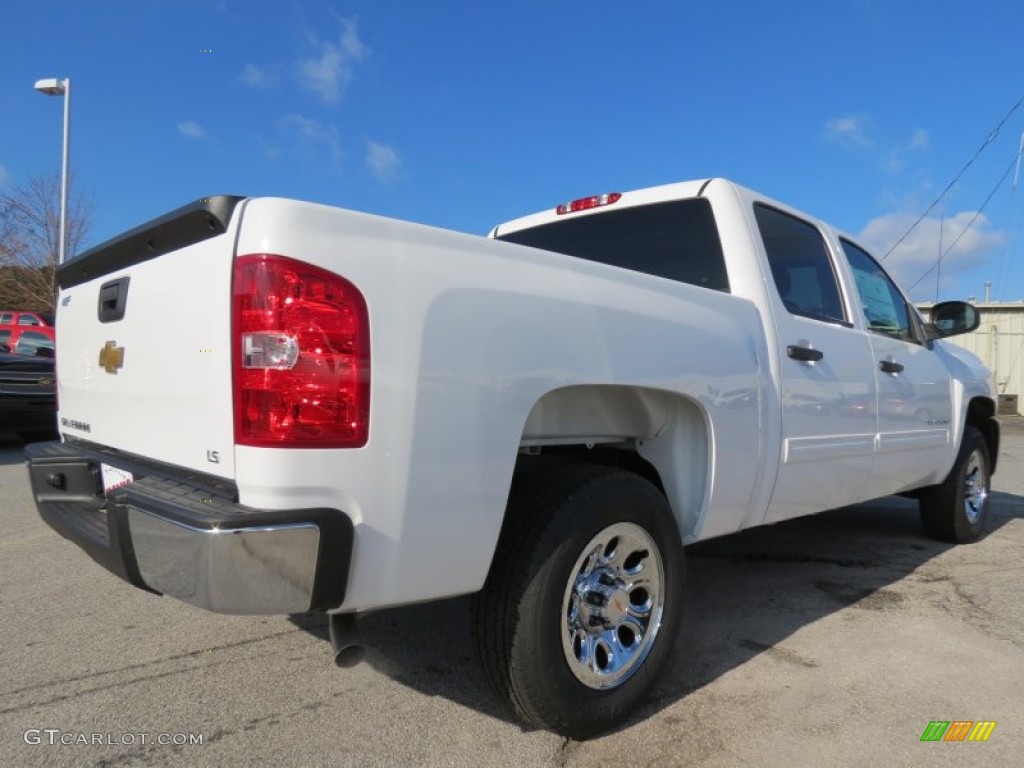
[24,440,353,615]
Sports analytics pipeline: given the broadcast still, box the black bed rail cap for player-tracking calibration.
[57,195,246,289]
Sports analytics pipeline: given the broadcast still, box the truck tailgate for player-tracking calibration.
[55,197,244,478]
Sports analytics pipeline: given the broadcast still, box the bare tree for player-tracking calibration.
[0,172,94,310]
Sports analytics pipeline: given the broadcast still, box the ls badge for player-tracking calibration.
[99,341,125,374]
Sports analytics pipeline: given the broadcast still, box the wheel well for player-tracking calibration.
[967,396,999,474]
[512,445,665,496]
[514,385,710,540]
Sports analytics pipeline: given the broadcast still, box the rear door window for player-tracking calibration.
[497,198,730,292]
[755,204,848,325]
[0,313,14,324]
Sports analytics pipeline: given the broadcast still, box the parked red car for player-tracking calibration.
[0,311,56,357]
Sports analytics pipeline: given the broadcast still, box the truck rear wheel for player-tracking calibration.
[472,465,684,739]
[919,426,991,543]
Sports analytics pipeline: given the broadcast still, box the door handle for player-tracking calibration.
[879,359,904,374]
[98,276,130,323]
[787,345,824,362]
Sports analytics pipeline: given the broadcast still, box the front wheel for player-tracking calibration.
[472,465,684,739]
[919,425,991,543]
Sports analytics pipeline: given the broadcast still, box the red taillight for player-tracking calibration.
[232,254,370,448]
[555,192,621,215]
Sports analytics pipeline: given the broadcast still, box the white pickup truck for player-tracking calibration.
[25,178,998,738]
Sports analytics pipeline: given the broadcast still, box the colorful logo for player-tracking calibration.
[920,721,996,742]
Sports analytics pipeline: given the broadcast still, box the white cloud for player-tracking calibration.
[260,138,282,161]
[239,63,272,89]
[824,118,929,173]
[298,17,369,105]
[0,164,9,187]
[824,115,873,148]
[277,114,343,166]
[365,140,400,181]
[883,129,930,172]
[177,120,206,140]
[908,129,929,152]
[857,211,1004,298]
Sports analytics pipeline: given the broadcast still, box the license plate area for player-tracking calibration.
[25,455,102,503]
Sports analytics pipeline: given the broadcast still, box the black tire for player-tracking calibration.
[472,465,684,739]
[919,425,991,543]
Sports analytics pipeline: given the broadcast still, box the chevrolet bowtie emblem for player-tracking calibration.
[99,341,125,374]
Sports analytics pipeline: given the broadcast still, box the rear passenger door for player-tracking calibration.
[755,205,878,522]
[839,240,953,493]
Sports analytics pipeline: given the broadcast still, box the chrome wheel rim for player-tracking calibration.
[561,522,665,690]
[963,450,989,525]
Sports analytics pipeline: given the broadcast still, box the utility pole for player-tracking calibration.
[34,76,72,264]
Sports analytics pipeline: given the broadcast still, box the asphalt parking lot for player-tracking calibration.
[1,428,1022,767]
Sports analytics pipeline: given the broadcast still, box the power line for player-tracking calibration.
[907,154,1017,291]
[992,133,1024,302]
[881,94,1024,262]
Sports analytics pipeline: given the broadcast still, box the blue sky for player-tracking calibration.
[3,0,1024,302]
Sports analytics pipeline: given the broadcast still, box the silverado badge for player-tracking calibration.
[99,341,125,374]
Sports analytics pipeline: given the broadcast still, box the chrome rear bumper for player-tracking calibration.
[24,440,353,615]
[128,510,321,614]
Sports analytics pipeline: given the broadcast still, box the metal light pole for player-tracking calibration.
[34,77,71,265]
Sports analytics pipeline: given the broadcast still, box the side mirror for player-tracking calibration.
[925,301,980,340]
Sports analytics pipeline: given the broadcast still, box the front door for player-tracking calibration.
[839,240,954,493]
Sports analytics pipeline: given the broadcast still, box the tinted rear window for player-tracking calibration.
[754,204,846,325]
[15,331,54,356]
[497,198,729,292]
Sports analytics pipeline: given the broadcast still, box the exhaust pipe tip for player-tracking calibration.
[333,643,365,668]
[329,612,364,668]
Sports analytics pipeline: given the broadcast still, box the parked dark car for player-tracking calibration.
[0,352,57,441]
